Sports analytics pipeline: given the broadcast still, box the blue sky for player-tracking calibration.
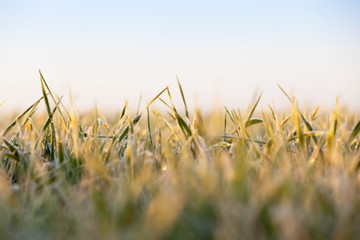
[1,0,360,111]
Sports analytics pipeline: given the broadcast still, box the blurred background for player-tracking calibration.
[1,0,359,112]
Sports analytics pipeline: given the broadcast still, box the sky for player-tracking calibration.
[1,0,360,112]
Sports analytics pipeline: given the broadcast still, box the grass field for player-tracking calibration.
[1,72,360,240]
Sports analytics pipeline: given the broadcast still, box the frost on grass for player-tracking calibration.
[0,73,360,240]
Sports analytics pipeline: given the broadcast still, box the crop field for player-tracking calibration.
[0,72,360,240]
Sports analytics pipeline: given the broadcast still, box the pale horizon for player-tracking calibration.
[1,0,359,112]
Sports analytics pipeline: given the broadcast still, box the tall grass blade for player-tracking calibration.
[311,105,321,120]
[146,86,168,109]
[166,87,176,110]
[349,120,360,143]
[3,96,43,136]
[152,109,180,141]
[177,76,189,118]
[34,97,62,151]
[39,70,67,126]
[246,92,262,125]
[120,102,128,119]
[2,137,17,153]
[327,98,339,150]
[175,112,192,139]
[299,112,318,144]
[277,84,293,103]
[292,106,304,148]
[40,77,57,160]
[281,115,291,127]
[116,115,141,143]
[147,107,154,150]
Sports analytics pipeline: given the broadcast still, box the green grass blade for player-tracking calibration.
[147,107,154,150]
[152,109,180,141]
[3,96,44,136]
[34,97,62,150]
[55,93,72,125]
[20,100,41,128]
[145,86,168,109]
[116,115,141,143]
[327,99,339,150]
[159,98,173,111]
[224,107,240,136]
[349,120,360,143]
[39,70,67,126]
[175,112,192,139]
[120,101,128,119]
[245,118,264,128]
[177,76,189,118]
[299,112,318,144]
[2,137,18,153]
[1,152,19,162]
[41,77,57,155]
[246,92,262,124]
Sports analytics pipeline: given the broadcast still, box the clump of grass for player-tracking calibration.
[0,72,360,240]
